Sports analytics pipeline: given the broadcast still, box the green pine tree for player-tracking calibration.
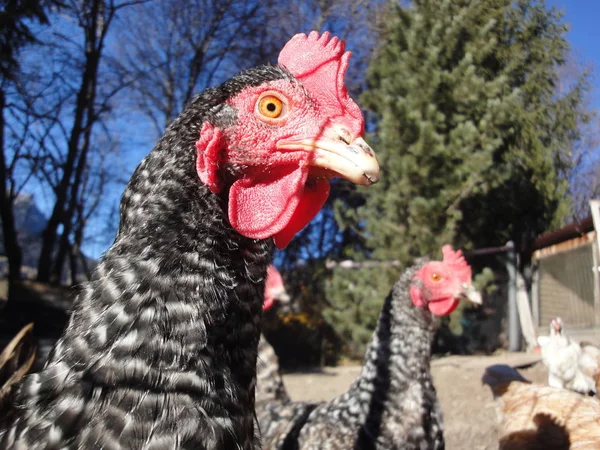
[325,0,591,356]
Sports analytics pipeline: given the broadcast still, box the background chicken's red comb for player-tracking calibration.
[278,31,361,128]
[442,245,472,284]
[265,265,283,293]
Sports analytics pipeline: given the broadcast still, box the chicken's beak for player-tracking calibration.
[459,283,482,305]
[277,125,380,186]
[273,288,291,304]
[551,318,562,334]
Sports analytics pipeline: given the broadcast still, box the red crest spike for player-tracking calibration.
[278,31,362,132]
[442,245,472,284]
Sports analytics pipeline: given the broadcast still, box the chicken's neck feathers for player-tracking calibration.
[64,147,271,392]
[318,263,436,424]
[298,263,443,449]
[353,264,435,399]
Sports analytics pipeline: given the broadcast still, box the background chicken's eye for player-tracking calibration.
[258,95,284,119]
[431,273,441,282]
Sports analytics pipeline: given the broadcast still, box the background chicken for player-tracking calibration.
[538,317,597,396]
[0,31,379,449]
[579,341,600,393]
[257,265,291,406]
[483,364,600,450]
[257,245,481,450]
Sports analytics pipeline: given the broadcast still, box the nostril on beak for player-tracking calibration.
[333,126,353,145]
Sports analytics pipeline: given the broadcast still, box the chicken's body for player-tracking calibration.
[0,32,379,449]
[579,342,600,393]
[538,318,596,395]
[258,247,480,450]
[1,108,274,447]
[483,364,600,450]
[257,335,290,406]
[291,267,444,450]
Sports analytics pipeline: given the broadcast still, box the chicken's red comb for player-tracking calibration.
[442,245,472,284]
[279,31,347,80]
[278,31,361,125]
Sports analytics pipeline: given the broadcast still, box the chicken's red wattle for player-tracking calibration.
[428,298,460,316]
[228,164,330,249]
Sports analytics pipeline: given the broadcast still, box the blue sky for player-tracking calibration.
[551,0,600,109]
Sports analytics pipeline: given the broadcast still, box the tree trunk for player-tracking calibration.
[0,89,23,283]
[37,0,103,282]
[66,202,89,284]
[51,86,95,283]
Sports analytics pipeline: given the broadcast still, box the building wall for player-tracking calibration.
[535,237,598,330]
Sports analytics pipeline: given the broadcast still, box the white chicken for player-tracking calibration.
[579,341,600,390]
[537,317,596,396]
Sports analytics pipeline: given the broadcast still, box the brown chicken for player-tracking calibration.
[483,364,600,450]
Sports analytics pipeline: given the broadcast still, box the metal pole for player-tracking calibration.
[506,241,521,351]
[531,263,540,328]
[590,200,600,326]
[590,200,600,251]
[592,242,600,327]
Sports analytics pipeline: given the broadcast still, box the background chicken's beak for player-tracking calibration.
[273,288,291,304]
[459,283,482,305]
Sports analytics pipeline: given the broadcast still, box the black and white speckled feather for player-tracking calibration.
[258,261,445,450]
[256,267,291,407]
[256,335,290,406]
[0,66,298,450]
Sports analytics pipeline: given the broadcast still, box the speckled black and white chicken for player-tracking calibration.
[257,246,481,450]
[0,31,379,450]
[257,265,291,406]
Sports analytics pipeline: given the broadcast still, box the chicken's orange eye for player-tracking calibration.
[258,95,284,119]
[431,273,441,282]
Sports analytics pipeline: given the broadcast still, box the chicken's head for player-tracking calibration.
[195,31,379,248]
[263,265,290,311]
[410,245,482,316]
[550,317,563,336]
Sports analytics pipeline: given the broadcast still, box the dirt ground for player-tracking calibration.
[282,352,547,450]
